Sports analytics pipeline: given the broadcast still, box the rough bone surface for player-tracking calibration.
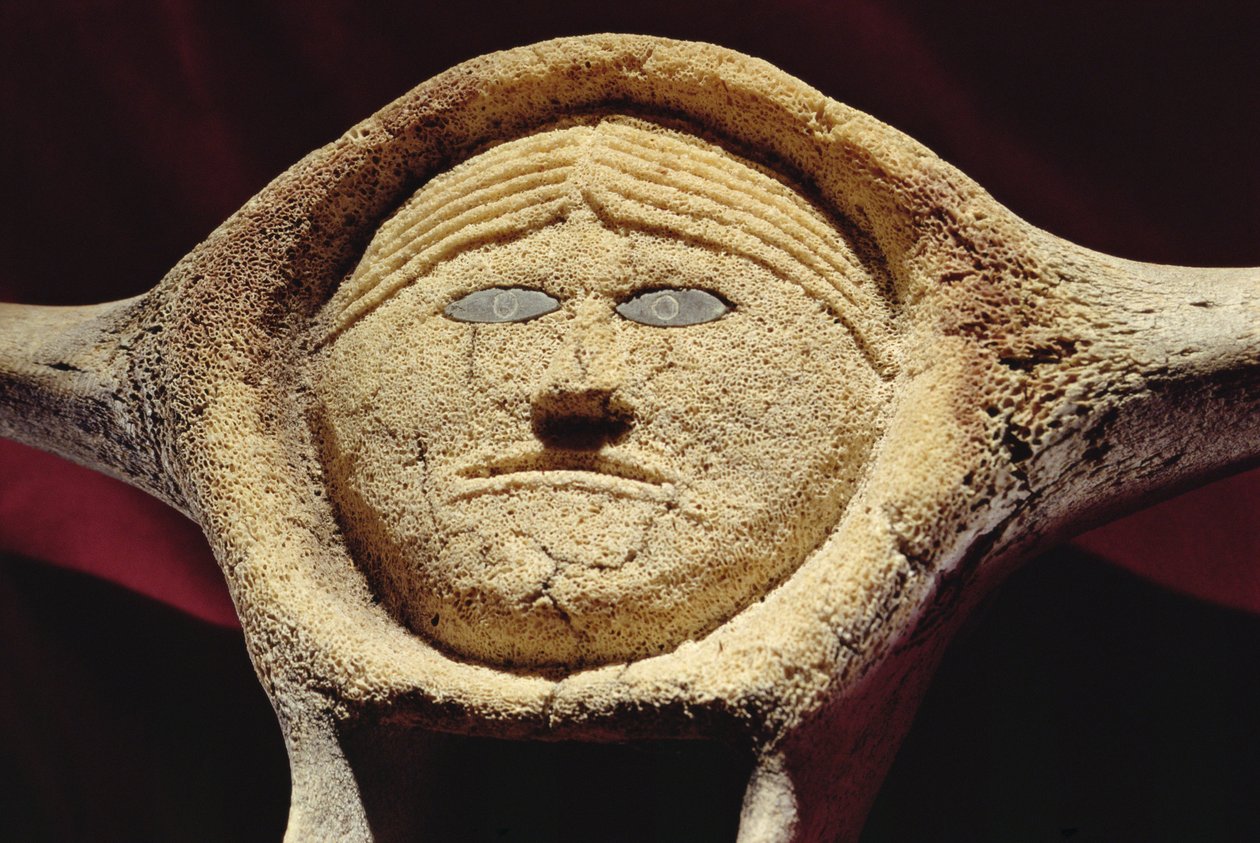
[1,34,1258,842]
[316,117,888,667]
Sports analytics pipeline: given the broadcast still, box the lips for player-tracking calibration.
[450,449,677,501]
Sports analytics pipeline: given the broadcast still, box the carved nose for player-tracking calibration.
[530,311,631,450]
[531,387,633,450]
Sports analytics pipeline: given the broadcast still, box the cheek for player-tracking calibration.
[321,313,487,468]
[468,323,564,398]
[414,321,569,456]
[629,315,878,479]
[390,326,478,451]
[627,318,803,423]
[619,326,778,488]
[332,310,574,469]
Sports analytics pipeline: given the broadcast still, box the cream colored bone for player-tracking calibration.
[315,118,889,668]
[1,35,1258,842]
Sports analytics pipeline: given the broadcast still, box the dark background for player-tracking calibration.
[1,2,1258,840]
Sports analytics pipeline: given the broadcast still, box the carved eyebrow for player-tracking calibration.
[324,132,590,339]
[317,121,895,374]
[581,124,890,362]
[596,126,869,293]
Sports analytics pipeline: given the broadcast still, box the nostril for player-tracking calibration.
[533,414,632,450]
[531,389,633,450]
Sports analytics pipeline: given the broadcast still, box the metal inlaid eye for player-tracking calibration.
[615,289,731,327]
[444,288,560,323]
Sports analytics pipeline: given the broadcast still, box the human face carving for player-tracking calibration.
[315,122,889,668]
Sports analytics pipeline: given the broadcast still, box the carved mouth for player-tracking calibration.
[450,451,677,501]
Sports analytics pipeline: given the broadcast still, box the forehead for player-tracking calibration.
[321,118,891,354]
[419,214,751,285]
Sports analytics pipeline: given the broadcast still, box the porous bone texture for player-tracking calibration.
[4,33,1259,843]
[313,117,893,667]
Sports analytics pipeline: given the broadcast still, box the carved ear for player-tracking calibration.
[0,295,182,511]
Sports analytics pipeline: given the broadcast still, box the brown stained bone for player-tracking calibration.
[1,34,1258,842]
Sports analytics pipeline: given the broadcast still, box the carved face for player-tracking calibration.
[315,120,889,667]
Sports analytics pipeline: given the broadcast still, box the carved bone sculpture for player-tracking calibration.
[1,34,1257,842]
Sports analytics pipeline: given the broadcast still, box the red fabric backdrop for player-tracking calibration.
[1,0,1257,623]
[1,3,1258,839]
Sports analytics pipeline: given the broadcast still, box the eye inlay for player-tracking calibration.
[444,287,560,323]
[616,289,731,327]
